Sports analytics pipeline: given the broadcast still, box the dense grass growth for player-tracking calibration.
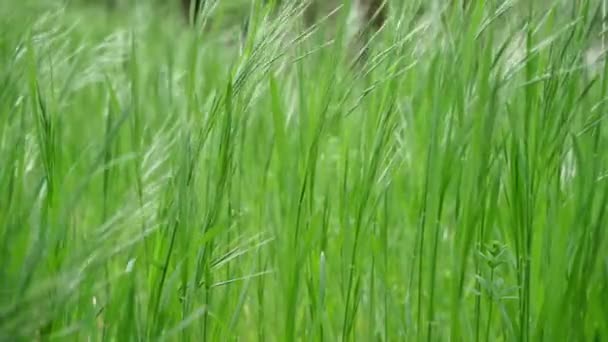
[1,0,607,340]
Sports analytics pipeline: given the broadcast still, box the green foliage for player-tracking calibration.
[1,0,607,340]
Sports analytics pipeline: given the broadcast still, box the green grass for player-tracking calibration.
[1,0,607,340]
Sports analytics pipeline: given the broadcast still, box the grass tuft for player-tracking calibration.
[1,0,607,340]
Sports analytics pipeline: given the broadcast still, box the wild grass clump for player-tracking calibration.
[1,0,607,340]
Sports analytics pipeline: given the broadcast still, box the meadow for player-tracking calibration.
[1,0,607,340]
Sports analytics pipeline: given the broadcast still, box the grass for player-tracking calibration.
[1,0,607,340]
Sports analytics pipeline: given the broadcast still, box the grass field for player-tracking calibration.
[1,0,607,340]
